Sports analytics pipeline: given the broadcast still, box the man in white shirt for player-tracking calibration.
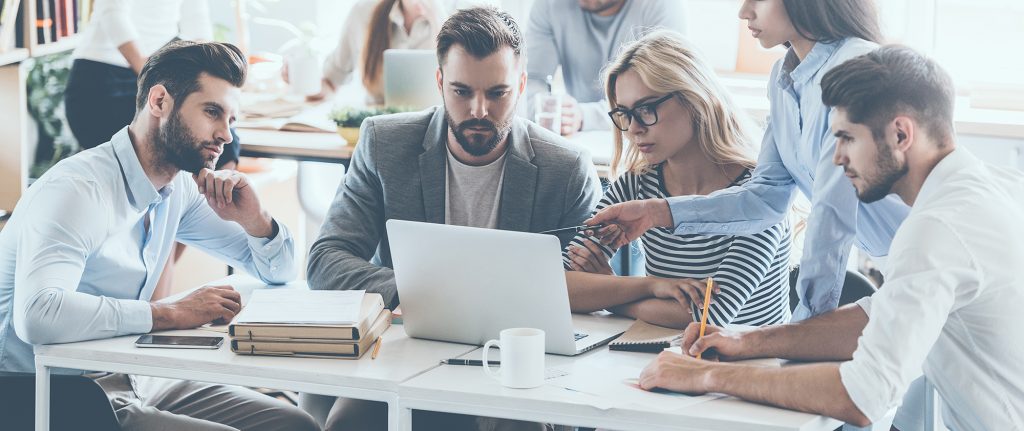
[0,41,318,430]
[635,46,1024,429]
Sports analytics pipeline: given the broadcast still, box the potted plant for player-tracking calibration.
[330,107,405,146]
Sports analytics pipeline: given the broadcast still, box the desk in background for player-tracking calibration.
[236,127,616,178]
[238,128,353,166]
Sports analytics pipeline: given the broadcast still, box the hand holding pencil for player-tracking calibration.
[678,321,750,362]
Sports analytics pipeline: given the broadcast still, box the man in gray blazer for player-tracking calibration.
[304,7,600,430]
[307,11,601,310]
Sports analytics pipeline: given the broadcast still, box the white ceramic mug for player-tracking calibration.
[482,328,545,389]
[286,50,321,96]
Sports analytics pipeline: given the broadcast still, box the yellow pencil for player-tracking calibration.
[696,277,713,360]
[371,336,383,360]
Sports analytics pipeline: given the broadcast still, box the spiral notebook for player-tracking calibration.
[608,320,683,353]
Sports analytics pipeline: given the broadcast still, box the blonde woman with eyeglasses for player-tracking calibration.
[562,30,792,329]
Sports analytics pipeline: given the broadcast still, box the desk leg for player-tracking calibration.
[386,394,399,431]
[35,360,50,431]
[398,404,413,431]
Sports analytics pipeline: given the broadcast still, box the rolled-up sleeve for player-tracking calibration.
[839,217,976,422]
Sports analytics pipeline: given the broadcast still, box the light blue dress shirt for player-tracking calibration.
[0,127,295,373]
[668,39,910,320]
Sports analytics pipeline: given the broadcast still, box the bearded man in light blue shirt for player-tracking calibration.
[0,41,317,430]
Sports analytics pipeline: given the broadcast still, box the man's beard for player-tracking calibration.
[445,111,513,157]
[855,141,908,203]
[151,109,218,174]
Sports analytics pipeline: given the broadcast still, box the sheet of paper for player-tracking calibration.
[235,289,365,325]
[548,364,723,411]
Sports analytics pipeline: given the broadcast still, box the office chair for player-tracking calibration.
[0,373,121,431]
[788,265,878,312]
[296,161,346,249]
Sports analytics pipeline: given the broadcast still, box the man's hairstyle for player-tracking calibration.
[135,40,247,112]
[821,45,955,145]
[436,6,522,66]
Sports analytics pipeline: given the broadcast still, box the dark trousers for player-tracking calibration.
[0,373,120,431]
[64,59,241,167]
[65,59,137,151]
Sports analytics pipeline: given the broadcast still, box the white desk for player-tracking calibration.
[238,128,353,165]
[399,347,843,431]
[33,276,477,431]
[236,127,618,178]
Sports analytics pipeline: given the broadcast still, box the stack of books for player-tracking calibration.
[228,289,391,359]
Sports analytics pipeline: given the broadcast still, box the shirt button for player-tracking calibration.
[271,266,278,271]
[264,245,271,250]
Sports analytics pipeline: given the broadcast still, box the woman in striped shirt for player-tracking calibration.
[564,30,792,329]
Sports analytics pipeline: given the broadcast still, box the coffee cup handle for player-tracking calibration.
[482,339,500,380]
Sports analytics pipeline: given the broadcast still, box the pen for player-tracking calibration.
[696,277,713,360]
[538,223,606,235]
[441,359,497,366]
[371,336,382,360]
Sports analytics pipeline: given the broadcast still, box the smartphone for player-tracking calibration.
[135,335,224,349]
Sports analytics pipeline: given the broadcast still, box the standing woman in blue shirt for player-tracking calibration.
[589,0,909,321]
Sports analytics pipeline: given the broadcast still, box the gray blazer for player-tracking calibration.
[307,106,602,307]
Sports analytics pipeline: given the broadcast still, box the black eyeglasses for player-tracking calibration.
[607,93,676,132]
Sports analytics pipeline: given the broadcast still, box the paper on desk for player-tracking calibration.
[235,289,365,325]
[548,365,723,411]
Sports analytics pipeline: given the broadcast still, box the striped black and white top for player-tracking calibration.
[564,164,792,326]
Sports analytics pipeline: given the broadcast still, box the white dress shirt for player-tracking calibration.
[0,127,295,374]
[839,148,1024,430]
[72,0,212,67]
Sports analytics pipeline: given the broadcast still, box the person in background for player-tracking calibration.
[304,6,598,430]
[564,31,792,330]
[65,0,240,167]
[639,45,1024,431]
[526,0,686,136]
[65,0,243,300]
[294,0,445,103]
[0,41,317,431]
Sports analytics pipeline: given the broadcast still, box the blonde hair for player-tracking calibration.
[604,30,758,178]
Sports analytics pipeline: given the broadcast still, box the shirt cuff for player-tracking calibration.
[247,219,288,251]
[856,296,873,316]
[118,299,154,335]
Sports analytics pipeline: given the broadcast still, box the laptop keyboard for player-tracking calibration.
[574,332,588,341]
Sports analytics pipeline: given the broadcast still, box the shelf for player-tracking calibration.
[0,48,29,67]
[29,34,80,58]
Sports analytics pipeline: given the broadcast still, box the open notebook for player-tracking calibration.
[608,320,684,353]
[236,99,336,133]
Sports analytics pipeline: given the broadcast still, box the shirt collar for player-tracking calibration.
[111,126,170,211]
[777,39,843,90]
[915,147,978,206]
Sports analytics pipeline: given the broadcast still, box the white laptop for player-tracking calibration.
[387,220,632,356]
[383,49,443,110]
